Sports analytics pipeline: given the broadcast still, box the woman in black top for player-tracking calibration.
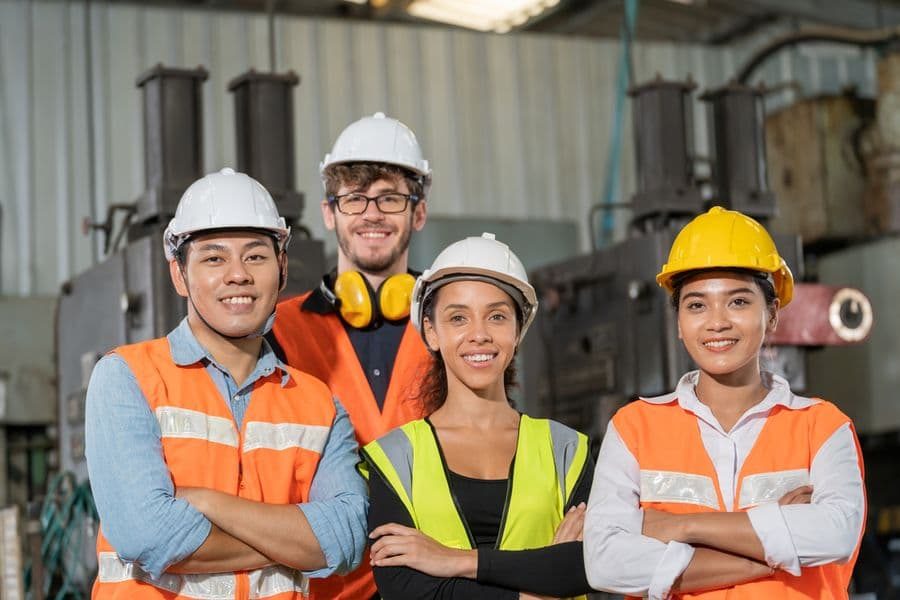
[363,234,595,599]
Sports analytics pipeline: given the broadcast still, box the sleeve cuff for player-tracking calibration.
[297,503,341,579]
[648,541,694,600]
[747,502,801,576]
[149,514,212,580]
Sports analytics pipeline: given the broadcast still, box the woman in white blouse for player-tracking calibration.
[583,207,866,600]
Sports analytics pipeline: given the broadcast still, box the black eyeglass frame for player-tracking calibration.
[326,192,420,215]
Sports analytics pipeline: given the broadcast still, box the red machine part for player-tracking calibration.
[768,283,873,346]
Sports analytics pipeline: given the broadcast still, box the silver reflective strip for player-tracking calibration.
[155,406,239,448]
[97,552,238,598]
[243,422,330,454]
[548,419,581,501]
[738,468,810,509]
[248,564,309,598]
[377,427,415,501]
[640,470,719,509]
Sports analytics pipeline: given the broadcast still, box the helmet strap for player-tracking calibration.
[178,263,274,342]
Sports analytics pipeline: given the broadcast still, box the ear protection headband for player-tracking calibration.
[320,271,416,329]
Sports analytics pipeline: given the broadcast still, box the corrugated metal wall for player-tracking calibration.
[0,0,878,296]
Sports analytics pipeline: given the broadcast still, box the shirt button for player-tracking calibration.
[373,369,381,377]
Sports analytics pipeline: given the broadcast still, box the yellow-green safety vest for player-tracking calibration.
[361,415,590,597]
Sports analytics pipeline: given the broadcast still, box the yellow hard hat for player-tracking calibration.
[656,206,794,306]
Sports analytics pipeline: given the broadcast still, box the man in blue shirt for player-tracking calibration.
[85,168,367,598]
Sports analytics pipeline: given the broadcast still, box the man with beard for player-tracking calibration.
[270,112,433,600]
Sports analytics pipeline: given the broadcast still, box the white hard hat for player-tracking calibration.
[320,112,432,191]
[163,167,290,260]
[411,233,538,343]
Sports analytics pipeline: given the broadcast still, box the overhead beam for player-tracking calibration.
[738,0,900,29]
[700,12,780,45]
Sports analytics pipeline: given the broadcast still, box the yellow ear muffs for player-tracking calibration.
[334,271,375,329]
[378,273,416,321]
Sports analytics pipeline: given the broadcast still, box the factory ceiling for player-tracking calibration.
[105,0,900,44]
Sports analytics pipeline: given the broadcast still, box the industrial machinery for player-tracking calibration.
[52,64,324,595]
[522,75,872,442]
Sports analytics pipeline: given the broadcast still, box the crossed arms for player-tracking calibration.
[583,421,865,599]
[85,354,368,580]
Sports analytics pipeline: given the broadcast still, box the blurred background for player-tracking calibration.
[2,0,900,597]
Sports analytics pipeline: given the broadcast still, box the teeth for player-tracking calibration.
[360,231,388,239]
[704,339,736,348]
[222,296,253,305]
[464,354,495,363]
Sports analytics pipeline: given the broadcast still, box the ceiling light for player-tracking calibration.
[407,0,559,33]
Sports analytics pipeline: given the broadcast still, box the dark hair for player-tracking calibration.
[322,163,425,200]
[416,287,519,415]
[670,268,778,311]
[175,229,281,265]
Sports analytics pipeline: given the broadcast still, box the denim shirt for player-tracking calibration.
[85,318,368,580]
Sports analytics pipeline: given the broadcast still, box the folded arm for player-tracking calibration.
[179,399,368,577]
[168,525,271,574]
[640,424,864,575]
[583,422,772,599]
[86,355,232,579]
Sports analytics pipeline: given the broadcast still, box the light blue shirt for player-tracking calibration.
[85,318,368,580]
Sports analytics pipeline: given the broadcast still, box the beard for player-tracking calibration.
[336,217,414,275]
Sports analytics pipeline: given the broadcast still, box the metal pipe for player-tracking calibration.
[84,0,98,263]
[736,25,900,84]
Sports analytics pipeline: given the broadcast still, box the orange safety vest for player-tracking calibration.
[613,396,865,600]
[273,292,431,600]
[92,337,336,600]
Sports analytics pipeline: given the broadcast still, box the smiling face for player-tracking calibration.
[170,230,285,342]
[676,270,779,383]
[423,280,519,400]
[321,175,427,278]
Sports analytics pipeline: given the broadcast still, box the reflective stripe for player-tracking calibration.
[98,552,237,598]
[243,421,330,453]
[738,468,810,509]
[549,418,589,504]
[248,564,309,598]
[155,406,239,448]
[640,469,719,509]
[98,553,308,599]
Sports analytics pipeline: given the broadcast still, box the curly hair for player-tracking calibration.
[322,163,425,199]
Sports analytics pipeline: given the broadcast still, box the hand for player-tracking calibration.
[369,523,477,578]
[552,502,586,543]
[778,485,813,505]
[642,508,685,543]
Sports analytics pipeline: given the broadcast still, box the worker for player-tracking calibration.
[270,113,433,599]
[583,206,866,599]
[361,233,595,599]
[85,168,367,598]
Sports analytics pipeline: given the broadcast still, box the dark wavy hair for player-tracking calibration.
[416,286,520,416]
[669,268,778,311]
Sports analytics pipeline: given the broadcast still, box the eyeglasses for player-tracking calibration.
[328,192,419,215]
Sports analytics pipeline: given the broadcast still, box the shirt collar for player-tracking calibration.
[642,369,818,412]
[167,318,292,386]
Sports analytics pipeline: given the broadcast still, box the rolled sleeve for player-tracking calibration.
[747,502,800,575]
[584,422,693,597]
[649,541,695,600]
[297,398,368,578]
[85,354,211,579]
